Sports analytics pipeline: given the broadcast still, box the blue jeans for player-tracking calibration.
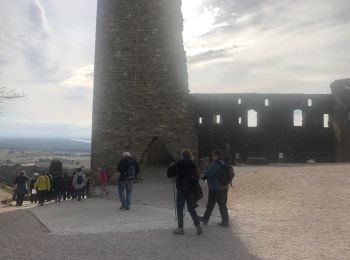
[118,181,133,208]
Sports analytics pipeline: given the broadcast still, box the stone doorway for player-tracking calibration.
[140,137,173,165]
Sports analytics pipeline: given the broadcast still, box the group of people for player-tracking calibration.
[113,149,230,236]
[166,148,230,236]
[15,149,231,237]
[14,168,89,206]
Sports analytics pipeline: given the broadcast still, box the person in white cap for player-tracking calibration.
[116,152,140,210]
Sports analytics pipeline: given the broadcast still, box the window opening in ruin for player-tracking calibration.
[238,117,242,125]
[198,117,203,124]
[293,110,303,126]
[265,99,269,107]
[215,114,221,124]
[238,98,242,105]
[308,99,312,107]
[247,110,258,127]
[323,114,329,128]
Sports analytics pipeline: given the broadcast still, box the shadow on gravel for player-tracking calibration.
[0,209,260,260]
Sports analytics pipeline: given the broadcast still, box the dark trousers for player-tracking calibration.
[76,188,83,201]
[63,189,70,200]
[16,194,25,206]
[55,190,63,202]
[176,191,200,229]
[30,194,38,203]
[38,190,46,205]
[82,187,86,199]
[203,189,229,223]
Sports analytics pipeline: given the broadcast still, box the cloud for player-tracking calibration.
[29,0,52,36]
[184,0,350,94]
[61,64,94,89]
[187,46,241,64]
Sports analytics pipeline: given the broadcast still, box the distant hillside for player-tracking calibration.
[0,138,91,153]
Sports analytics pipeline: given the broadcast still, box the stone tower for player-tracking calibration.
[91,0,196,173]
[331,79,350,162]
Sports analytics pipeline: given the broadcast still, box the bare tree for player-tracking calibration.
[0,87,25,102]
[0,87,25,113]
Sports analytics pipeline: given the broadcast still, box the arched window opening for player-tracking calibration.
[308,99,312,107]
[238,98,242,105]
[247,110,258,127]
[214,114,221,124]
[198,117,203,125]
[293,110,303,126]
[323,114,329,128]
[238,117,242,125]
[265,99,269,107]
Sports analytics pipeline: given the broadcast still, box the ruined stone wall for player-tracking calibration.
[331,79,350,162]
[192,93,335,163]
[91,0,196,173]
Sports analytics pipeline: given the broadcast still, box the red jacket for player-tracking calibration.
[99,170,108,184]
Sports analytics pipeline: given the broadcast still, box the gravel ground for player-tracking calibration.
[1,164,349,260]
[229,164,350,260]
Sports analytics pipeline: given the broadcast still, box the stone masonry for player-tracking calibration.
[91,0,196,173]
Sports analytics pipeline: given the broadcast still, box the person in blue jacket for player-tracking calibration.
[200,149,229,227]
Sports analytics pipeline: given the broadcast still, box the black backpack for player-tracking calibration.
[217,162,235,186]
[77,175,83,185]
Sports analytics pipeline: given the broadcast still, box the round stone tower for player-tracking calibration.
[91,0,196,173]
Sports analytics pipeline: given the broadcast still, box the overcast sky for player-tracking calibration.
[0,0,349,138]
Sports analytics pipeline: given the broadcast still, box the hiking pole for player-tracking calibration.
[172,179,177,221]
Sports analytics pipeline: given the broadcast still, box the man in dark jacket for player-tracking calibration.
[52,172,66,202]
[117,152,140,210]
[167,149,203,235]
[14,170,28,206]
[200,149,229,227]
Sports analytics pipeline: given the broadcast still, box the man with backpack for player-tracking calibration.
[199,149,232,227]
[72,168,86,201]
[117,152,140,210]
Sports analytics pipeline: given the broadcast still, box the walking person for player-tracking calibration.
[72,168,86,201]
[98,167,109,196]
[30,173,38,203]
[52,171,65,202]
[117,152,140,210]
[46,173,53,202]
[63,172,70,200]
[14,170,29,206]
[167,149,203,235]
[35,170,50,206]
[199,149,230,227]
[70,172,76,200]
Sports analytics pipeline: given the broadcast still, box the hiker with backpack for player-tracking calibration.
[167,149,203,236]
[199,149,234,227]
[117,152,140,210]
[72,168,86,201]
